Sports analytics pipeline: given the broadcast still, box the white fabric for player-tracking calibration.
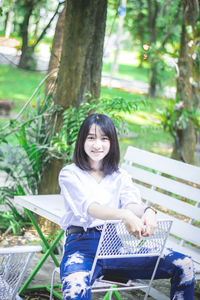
[58,163,142,230]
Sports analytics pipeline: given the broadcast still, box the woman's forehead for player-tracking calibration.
[88,124,105,135]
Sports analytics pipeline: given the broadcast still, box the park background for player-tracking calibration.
[0,0,200,299]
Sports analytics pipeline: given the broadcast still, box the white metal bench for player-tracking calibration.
[121,146,200,298]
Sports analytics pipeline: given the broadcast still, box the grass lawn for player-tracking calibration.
[0,64,173,157]
[0,65,45,113]
[102,50,176,87]
[102,62,150,82]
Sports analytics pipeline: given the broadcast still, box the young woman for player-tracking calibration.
[58,113,194,300]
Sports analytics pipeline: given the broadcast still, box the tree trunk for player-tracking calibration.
[171,0,198,164]
[18,0,61,70]
[149,62,157,97]
[18,46,35,70]
[110,0,127,75]
[5,0,14,38]
[45,3,66,97]
[37,0,66,232]
[38,3,67,196]
[39,0,108,195]
[56,0,107,109]
[18,3,35,70]
[147,0,159,97]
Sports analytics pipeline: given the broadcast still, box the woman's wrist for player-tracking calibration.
[125,203,146,218]
[144,206,157,215]
[120,208,137,223]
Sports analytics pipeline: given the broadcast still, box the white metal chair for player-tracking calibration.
[50,219,172,300]
[90,219,172,300]
[0,245,42,300]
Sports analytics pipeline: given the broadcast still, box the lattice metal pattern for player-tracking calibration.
[98,220,172,258]
[0,253,30,299]
[0,246,41,300]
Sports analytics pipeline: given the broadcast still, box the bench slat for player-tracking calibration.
[122,163,200,203]
[157,213,200,247]
[124,146,200,184]
[166,238,200,267]
[135,184,200,221]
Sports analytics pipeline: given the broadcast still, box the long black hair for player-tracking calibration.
[73,113,120,175]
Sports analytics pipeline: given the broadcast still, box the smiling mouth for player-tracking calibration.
[92,151,103,154]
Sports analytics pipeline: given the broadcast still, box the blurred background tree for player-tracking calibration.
[171,0,199,164]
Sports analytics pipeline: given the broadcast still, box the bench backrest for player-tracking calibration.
[121,146,200,249]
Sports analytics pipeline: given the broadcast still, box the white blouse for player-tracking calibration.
[58,163,142,230]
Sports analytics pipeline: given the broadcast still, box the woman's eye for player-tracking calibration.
[102,137,109,140]
[87,136,94,140]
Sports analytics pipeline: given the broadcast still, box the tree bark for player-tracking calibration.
[110,0,127,75]
[45,3,66,96]
[171,0,199,164]
[5,0,15,38]
[147,0,159,97]
[18,0,62,70]
[56,0,107,110]
[18,3,35,70]
[39,0,108,195]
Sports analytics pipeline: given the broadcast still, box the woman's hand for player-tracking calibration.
[141,208,157,236]
[122,210,145,239]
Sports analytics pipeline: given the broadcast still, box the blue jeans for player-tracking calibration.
[60,229,195,300]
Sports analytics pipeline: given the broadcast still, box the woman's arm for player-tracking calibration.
[88,202,157,238]
[125,203,145,218]
[88,202,145,239]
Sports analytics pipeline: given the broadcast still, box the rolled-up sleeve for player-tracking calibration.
[59,167,94,226]
[119,170,142,208]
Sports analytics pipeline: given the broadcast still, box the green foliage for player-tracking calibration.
[0,186,29,235]
[52,96,144,163]
[159,101,200,138]
[0,211,26,236]
[125,0,182,90]
[0,92,62,234]
[0,94,61,194]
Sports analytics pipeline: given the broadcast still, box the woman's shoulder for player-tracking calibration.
[114,168,133,183]
[61,163,75,171]
[59,163,86,186]
[59,163,83,177]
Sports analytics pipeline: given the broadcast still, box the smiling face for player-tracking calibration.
[84,124,110,168]
[73,113,120,175]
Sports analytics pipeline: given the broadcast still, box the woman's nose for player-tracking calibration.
[93,139,101,148]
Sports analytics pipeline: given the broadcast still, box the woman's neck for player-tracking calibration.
[88,160,105,183]
[89,160,102,171]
